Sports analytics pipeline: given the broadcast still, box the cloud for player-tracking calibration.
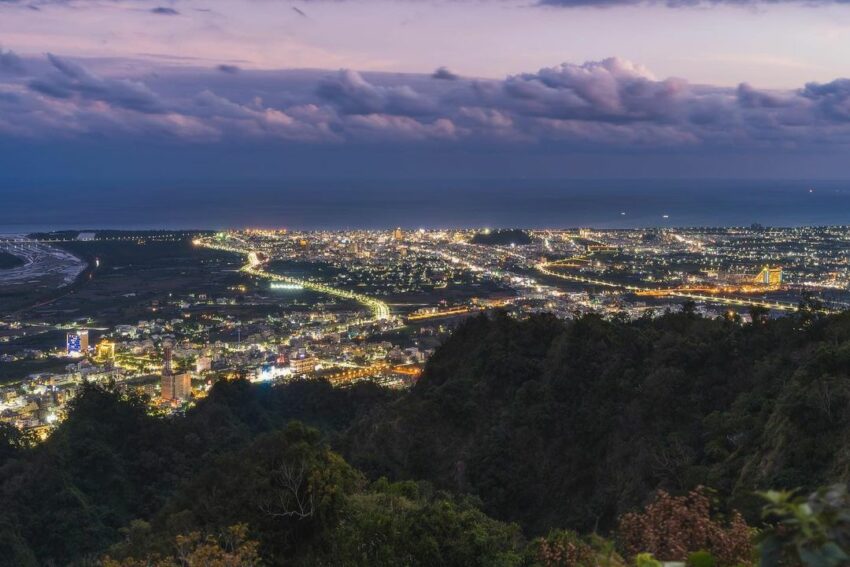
[28,54,164,113]
[494,58,690,123]
[150,6,179,15]
[432,67,459,81]
[538,0,850,6]
[217,64,241,74]
[0,48,25,76]
[316,69,435,116]
[801,79,850,121]
[8,52,850,152]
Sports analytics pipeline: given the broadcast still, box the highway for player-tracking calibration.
[196,235,391,322]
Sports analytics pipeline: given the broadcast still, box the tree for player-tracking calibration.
[102,524,261,567]
[616,488,754,566]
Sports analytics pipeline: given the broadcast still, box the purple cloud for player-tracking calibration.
[316,69,435,116]
[0,48,25,76]
[28,54,164,113]
[539,0,850,6]
[150,6,179,15]
[6,52,850,152]
[432,67,459,81]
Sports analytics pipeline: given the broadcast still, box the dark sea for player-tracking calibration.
[2,179,849,233]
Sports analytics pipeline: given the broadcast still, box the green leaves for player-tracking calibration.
[758,485,850,567]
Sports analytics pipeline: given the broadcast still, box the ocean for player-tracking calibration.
[1,179,849,232]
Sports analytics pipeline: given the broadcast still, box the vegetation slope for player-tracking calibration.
[2,305,850,564]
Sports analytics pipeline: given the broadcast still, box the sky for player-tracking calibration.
[3,0,850,191]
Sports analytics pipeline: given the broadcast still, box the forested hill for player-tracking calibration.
[2,307,850,564]
[345,308,850,533]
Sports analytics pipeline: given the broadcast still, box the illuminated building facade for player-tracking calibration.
[290,355,317,375]
[162,373,191,401]
[159,340,191,401]
[754,266,783,286]
[66,330,89,356]
[95,340,115,360]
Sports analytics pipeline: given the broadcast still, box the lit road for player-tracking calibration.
[196,235,391,322]
[536,260,805,313]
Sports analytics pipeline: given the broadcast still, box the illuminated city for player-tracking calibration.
[6,0,850,561]
[1,225,848,435]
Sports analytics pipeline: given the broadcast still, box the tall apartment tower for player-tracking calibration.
[161,342,175,400]
[162,342,173,375]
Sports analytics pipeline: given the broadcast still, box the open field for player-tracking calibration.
[1,232,247,327]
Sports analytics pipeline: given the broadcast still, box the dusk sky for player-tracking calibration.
[3,0,850,187]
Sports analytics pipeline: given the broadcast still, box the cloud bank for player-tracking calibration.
[2,51,850,155]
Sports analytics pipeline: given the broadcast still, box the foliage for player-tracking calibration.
[616,488,754,566]
[5,310,850,564]
[758,485,850,567]
[0,421,34,465]
[0,379,392,565]
[311,479,525,567]
[346,310,850,533]
[102,524,261,567]
[686,550,717,567]
[527,529,624,567]
[634,553,663,567]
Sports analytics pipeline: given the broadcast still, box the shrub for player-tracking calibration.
[758,484,850,567]
[687,550,717,567]
[532,530,597,567]
[616,487,753,566]
[634,552,663,567]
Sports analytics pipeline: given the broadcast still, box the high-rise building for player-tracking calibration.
[174,373,191,400]
[393,227,404,242]
[66,333,81,355]
[162,342,173,376]
[161,373,191,401]
[161,341,177,401]
[66,330,89,356]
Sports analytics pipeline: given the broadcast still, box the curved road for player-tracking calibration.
[196,235,391,322]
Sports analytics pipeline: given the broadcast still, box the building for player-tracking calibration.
[162,342,173,375]
[160,341,186,401]
[290,354,317,375]
[95,340,115,361]
[173,373,191,400]
[162,373,191,401]
[276,344,288,365]
[393,227,404,242]
[195,355,211,373]
[754,266,783,286]
[66,330,89,356]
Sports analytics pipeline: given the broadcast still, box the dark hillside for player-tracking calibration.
[3,307,850,564]
[345,309,850,533]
